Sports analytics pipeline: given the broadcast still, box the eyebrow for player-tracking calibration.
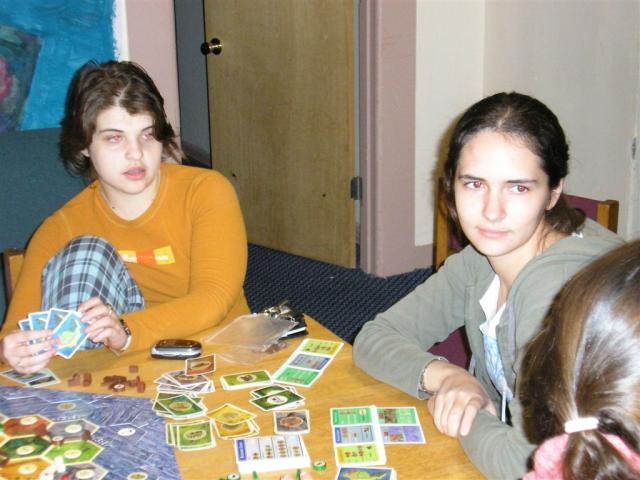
[457,174,539,185]
[96,125,154,134]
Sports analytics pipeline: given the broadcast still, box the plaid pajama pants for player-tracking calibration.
[41,235,145,350]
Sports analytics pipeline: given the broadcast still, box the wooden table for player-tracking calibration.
[1,318,483,479]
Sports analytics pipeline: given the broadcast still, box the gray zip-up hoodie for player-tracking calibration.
[353,219,623,479]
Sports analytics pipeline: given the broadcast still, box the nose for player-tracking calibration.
[125,138,143,160]
[482,189,505,222]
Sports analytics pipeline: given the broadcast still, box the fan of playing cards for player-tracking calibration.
[19,309,89,359]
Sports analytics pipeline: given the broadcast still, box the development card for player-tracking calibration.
[208,403,256,425]
[299,338,343,356]
[47,308,73,330]
[273,338,343,388]
[335,467,396,480]
[272,367,320,387]
[220,370,272,390]
[335,444,385,466]
[274,410,310,434]
[250,390,305,412]
[51,311,88,359]
[18,319,31,331]
[185,354,216,375]
[28,311,50,330]
[376,406,426,444]
[330,406,387,467]
[26,370,61,388]
[0,369,52,385]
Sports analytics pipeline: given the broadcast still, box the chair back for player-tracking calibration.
[3,249,24,304]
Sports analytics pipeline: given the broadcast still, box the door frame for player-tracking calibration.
[359,0,431,277]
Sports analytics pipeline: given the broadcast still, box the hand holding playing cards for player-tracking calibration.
[0,329,56,374]
[425,361,497,438]
[79,297,128,350]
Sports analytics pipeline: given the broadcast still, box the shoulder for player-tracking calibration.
[510,220,623,316]
[163,163,235,195]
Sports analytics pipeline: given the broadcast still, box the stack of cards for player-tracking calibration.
[0,368,60,388]
[19,308,88,359]
[220,369,273,390]
[165,418,217,451]
[234,434,310,474]
[249,385,305,412]
[272,338,343,388]
[152,392,207,420]
[154,369,215,397]
[208,403,260,440]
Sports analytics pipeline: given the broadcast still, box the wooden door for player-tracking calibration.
[203,0,356,267]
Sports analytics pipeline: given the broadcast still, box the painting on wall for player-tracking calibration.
[0,25,40,132]
[0,0,117,132]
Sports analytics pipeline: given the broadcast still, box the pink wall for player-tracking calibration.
[125,0,180,135]
[360,0,430,277]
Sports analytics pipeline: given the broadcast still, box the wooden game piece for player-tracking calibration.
[68,373,81,387]
[136,381,146,393]
[82,373,92,387]
[129,364,139,373]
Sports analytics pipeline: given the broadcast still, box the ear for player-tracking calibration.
[547,178,564,210]
[81,148,90,158]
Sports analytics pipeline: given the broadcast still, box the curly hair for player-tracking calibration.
[59,60,183,178]
[520,240,640,479]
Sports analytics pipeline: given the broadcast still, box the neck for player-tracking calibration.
[100,172,161,221]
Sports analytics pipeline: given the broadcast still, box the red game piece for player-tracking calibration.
[136,381,146,393]
[68,373,81,387]
[82,373,92,387]
[129,364,139,373]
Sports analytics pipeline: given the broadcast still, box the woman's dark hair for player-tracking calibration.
[443,92,584,239]
[60,60,183,178]
[520,240,640,480]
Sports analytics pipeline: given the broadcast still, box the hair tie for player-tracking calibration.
[564,416,598,434]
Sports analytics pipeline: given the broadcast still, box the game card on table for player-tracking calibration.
[330,406,387,467]
[272,338,343,388]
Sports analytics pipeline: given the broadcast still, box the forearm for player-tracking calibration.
[459,409,534,479]
[354,319,438,398]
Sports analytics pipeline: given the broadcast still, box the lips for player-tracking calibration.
[124,167,145,180]
[477,227,508,239]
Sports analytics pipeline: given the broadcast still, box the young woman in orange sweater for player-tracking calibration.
[1,61,249,373]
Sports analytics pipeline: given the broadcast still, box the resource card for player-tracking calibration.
[272,338,343,388]
[220,369,273,390]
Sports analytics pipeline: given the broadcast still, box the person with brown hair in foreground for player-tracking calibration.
[521,240,640,479]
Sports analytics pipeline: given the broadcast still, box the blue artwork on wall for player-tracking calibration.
[0,0,116,131]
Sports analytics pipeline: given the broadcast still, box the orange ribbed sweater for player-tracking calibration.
[4,163,249,352]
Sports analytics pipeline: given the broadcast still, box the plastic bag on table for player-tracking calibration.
[202,313,294,365]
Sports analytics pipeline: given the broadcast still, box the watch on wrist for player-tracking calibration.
[109,318,132,355]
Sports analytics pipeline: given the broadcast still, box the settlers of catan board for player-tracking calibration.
[0,385,179,479]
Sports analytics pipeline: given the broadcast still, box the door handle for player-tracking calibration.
[200,38,222,56]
